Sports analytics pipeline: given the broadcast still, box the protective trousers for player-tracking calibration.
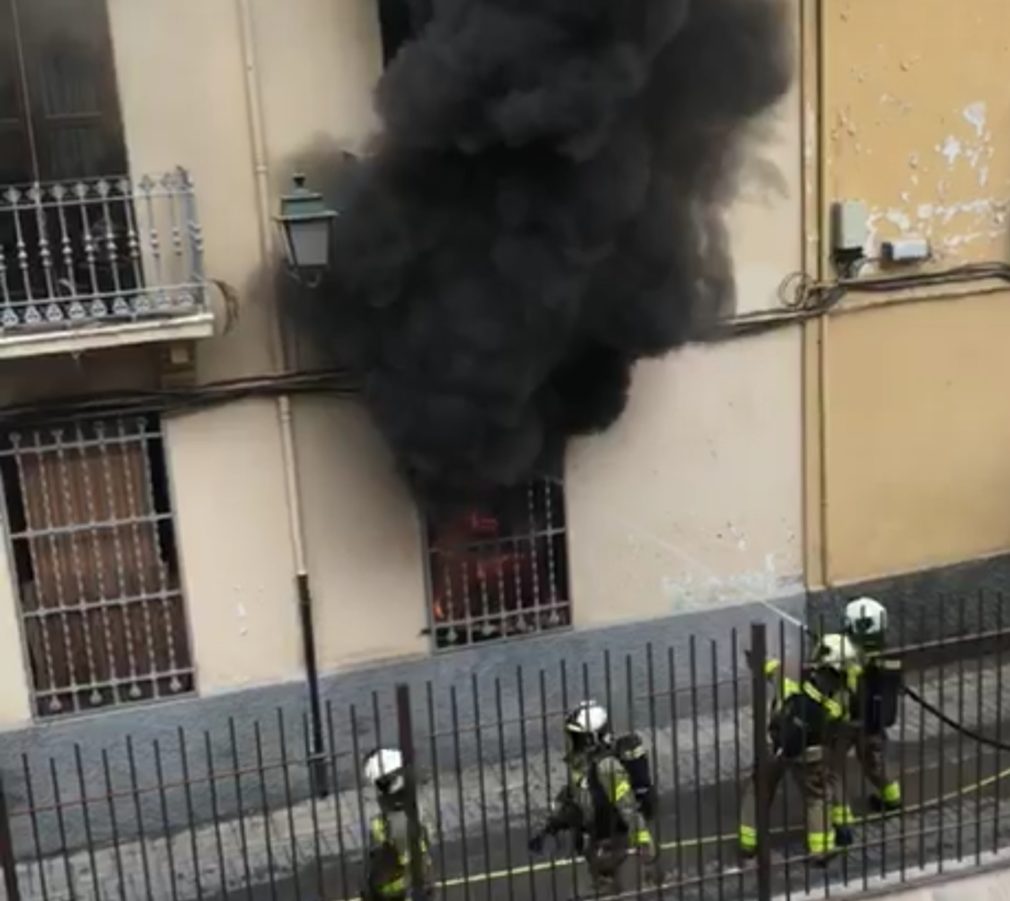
[832,724,901,809]
[739,749,837,858]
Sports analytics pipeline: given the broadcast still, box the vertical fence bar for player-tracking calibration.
[153,739,182,901]
[0,770,22,901]
[73,744,102,900]
[449,687,471,901]
[47,759,76,901]
[995,594,1005,856]
[974,591,985,866]
[253,720,279,901]
[177,730,205,901]
[516,666,536,901]
[299,712,325,900]
[750,623,772,901]
[956,596,966,862]
[646,644,663,901]
[396,684,428,901]
[731,629,745,901]
[916,604,927,871]
[229,717,256,899]
[689,636,704,896]
[495,677,515,901]
[101,748,128,901]
[425,684,448,890]
[538,668,558,901]
[710,640,726,901]
[203,731,231,901]
[472,674,493,901]
[668,646,684,901]
[19,755,48,901]
[324,702,350,901]
[897,594,908,883]
[277,710,303,901]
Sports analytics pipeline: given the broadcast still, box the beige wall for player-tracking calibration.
[0,528,32,727]
[566,8,806,626]
[813,0,1010,586]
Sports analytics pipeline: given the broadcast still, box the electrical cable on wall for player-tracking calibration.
[717,260,1010,341]
[1,262,1008,426]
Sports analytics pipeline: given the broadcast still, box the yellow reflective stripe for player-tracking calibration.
[739,825,757,849]
[831,804,855,826]
[782,678,800,698]
[371,818,387,842]
[802,682,842,719]
[764,658,781,678]
[634,829,653,847]
[613,779,632,801]
[378,877,407,896]
[882,781,902,803]
[808,831,835,854]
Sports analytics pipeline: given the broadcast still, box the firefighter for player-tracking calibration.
[838,596,903,812]
[529,700,657,894]
[361,748,433,901]
[738,634,856,864]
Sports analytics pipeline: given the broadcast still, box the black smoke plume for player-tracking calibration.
[297,0,792,508]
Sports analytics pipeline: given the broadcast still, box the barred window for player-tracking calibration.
[425,474,572,650]
[0,415,193,718]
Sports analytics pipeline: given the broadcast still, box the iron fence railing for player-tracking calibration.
[0,170,206,334]
[1,593,1010,901]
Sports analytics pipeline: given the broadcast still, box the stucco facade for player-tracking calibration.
[0,0,1008,735]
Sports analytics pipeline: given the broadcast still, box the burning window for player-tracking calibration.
[0,415,193,718]
[425,474,571,650]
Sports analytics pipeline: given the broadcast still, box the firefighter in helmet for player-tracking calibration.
[361,748,433,901]
[838,596,903,812]
[739,633,857,863]
[529,700,657,893]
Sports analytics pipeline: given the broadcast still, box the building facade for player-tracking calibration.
[0,0,1007,746]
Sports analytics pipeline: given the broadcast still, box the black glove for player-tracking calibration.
[528,832,545,855]
[834,825,854,847]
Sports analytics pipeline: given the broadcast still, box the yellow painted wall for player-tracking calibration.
[816,0,1010,585]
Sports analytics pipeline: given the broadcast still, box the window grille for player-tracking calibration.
[425,475,571,650]
[0,414,193,717]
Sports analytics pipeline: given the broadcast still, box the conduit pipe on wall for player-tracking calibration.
[236,0,327,793]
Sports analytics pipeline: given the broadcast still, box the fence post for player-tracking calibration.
[750,622,773,901]
[0,772,21,901]
[396,683,427,901]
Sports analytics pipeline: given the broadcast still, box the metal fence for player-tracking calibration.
[1,593,1010,901]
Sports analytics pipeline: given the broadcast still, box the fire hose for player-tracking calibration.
[901,684,1010,753]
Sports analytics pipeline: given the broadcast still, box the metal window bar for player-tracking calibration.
[425,475,572,650]
[0,414,194,717]
[0,169,206,332]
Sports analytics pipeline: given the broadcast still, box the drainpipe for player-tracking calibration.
[236,0,327,795]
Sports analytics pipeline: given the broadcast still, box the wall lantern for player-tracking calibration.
[275,173,337,287]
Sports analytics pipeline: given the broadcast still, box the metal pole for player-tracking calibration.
[396,684,427,901]
[750,623,773,901]
[0,773,22,901]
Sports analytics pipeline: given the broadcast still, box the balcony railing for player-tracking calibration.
[0,169,211,355]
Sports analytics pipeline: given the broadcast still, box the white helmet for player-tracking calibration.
[844,597,887,643]
[363,748,405,795]
[811,633,859,671]
[564,700,611,754]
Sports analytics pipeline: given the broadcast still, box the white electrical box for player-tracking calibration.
[882,237,931,263]
[831,200,869,254]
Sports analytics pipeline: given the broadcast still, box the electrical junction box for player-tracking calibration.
[882,237,931,263]
[831,200,869,255]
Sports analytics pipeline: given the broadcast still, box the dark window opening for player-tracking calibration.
[0,414,194,718]
[425,470,572,650]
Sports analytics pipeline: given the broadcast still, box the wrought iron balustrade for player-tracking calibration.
[0,169,206,335]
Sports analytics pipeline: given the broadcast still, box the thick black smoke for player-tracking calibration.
[299,0,792,507]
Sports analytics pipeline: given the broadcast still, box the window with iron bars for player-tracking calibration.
[425,473,572,650]
[0,414,194,718]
